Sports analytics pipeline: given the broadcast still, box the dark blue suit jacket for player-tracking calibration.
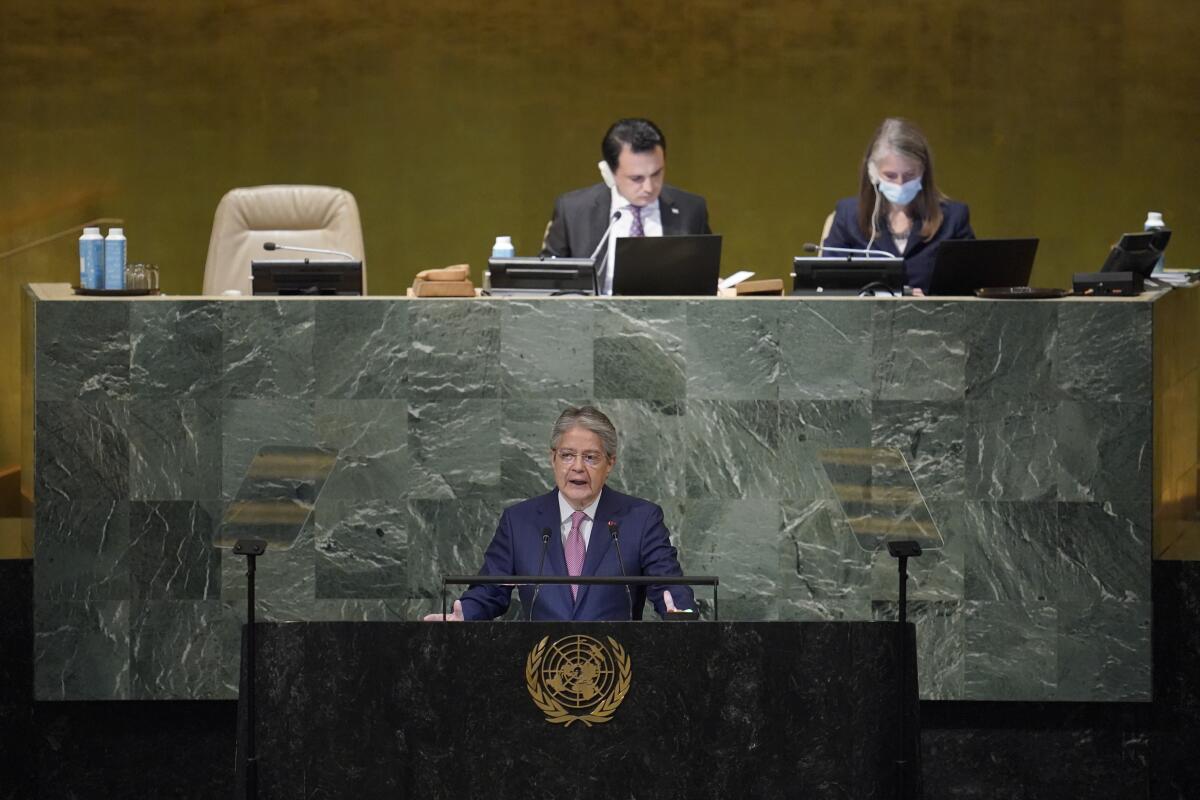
[460,487,695,621]
[822,197,975,292]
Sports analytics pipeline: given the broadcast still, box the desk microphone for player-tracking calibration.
[263,242,357,261]
[527,527,552,621]
[587,211,623,294]
[802,242,897,259]
[607,521,634,620]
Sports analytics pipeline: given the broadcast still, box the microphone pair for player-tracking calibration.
[526,520,632,621]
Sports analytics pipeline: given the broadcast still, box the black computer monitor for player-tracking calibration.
[486,257,598,296]
[611,234,722,296]
[791,257,905,295]
[1100,230,1171,276]
[250,261,363,296]
[926,238,1039,296]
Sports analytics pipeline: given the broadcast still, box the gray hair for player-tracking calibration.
[550,405,618,459]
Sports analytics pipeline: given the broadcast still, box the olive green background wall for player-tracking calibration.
[2,0,1199,472]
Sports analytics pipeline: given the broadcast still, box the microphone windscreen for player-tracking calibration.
[263,242,276,250]
[802,243,819,253]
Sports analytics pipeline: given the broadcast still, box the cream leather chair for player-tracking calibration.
[201,185,366,296]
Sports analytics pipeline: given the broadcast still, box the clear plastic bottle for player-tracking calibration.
[104,227,126,289]
[491,236,515,259]
[78,227,104,289]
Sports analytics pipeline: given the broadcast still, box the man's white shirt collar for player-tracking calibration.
[558,490,602,528]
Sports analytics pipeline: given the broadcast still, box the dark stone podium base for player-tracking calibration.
[239,621,919,799]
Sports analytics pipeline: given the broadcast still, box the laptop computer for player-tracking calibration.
[612,234,723,296]
[926,238,1039,296]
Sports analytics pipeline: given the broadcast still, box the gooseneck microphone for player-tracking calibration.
[607,521,634,620]
[588,211,624,263]
[802,242,897,259]
[527,527,552,621]
[263,242,357,261]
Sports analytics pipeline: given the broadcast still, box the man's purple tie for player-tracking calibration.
[629,205,645,237]
[565,510,586,601]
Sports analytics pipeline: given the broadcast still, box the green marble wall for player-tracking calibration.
[31,291,1154,702]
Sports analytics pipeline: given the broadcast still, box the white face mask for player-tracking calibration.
[877,177,922,205]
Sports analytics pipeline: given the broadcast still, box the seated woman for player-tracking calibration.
[821,117,974,293]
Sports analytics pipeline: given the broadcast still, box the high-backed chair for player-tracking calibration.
[818,211,835,253]
[202,185,366,296]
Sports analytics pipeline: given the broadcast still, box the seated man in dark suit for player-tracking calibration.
[541,118,712,295]
[424,405,694,621]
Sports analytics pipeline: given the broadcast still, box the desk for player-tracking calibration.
[23,282,1193,702]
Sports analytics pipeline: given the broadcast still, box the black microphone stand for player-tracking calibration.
[606,521,634,620]
[887,539,921,800]
[527,528,552,621]
[233,538,267,800]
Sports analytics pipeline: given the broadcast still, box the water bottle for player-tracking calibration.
[78,227,104,289]
[491,236,515,259]
[1143,212,1166,273]
[104,227,126,289]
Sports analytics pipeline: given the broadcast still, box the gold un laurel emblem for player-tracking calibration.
[525,634,631,727]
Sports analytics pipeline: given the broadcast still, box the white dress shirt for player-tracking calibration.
[602,186,663,295]
[557,490,603,551]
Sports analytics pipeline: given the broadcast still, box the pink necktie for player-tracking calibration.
[629,205,644,237]
[565,510,586,601]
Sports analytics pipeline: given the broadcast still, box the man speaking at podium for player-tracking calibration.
[540,118,712,295]
[424,406,694,621]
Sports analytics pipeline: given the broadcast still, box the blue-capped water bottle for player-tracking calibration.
[491,236,515,258]
[78,227,104,289]
[1143,212,1166,273]
[104,227,126,289]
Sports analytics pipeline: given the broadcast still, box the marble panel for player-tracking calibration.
[499,300,594,397]
[315,399,408,502]
[964,300,1058,401]
[685,299,781,400]
[129,599,241,700]
[1057,601,1152,701]
[315,499,410,599]
[34,497,129,603]
[1056,401,1153,502]
[1055,303,1152,403]
[963,600,1058,700]
[872,301,967,401]
[219,300,315,399]
[961,501,1060,602]
[870,498,966,604]
[407,300,499,399]
[685,400,782,499]
[314,299,408,398]
[779,498,873,602]
[129,301,223,398]
[36,299,130,401]
[35,399,129,502]
[965,401,1059,501]
[407,399,501,499]
[603,399,688,501]
[593,300,686,400]
[219,399,317,502]
[870,400,966,499]
[1057,501,1152,603]
[778,300,874,400]
[406,496,508,599]
[678,497,782,599]
[128,400,221,501]
[129,501,221,601]
[498,397,579,501]
[34,600,130,700]
[778,399,874,500]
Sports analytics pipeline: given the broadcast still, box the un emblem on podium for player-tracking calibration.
[525,635,632,727]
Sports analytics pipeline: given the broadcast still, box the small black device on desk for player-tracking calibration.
[1074,229,1172,295]
[791,256,905,295]
[486,257,598,296]
[251,261,363,296]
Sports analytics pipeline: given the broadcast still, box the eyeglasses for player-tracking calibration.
[554,449,607,468]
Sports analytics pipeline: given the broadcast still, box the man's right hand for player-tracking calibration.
[422,600,465,622]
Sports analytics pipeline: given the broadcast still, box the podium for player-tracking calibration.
[237,621,920,799]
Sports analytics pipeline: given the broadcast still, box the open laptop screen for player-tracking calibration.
[612,234,722,296]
